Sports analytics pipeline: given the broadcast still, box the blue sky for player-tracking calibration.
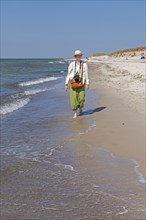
[1,0,145,58]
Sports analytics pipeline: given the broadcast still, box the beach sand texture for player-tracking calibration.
[87,59,145,178]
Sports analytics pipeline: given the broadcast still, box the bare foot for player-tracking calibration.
[73,112,77,118]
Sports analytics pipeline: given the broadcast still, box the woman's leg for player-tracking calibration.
[78,86,85,110]
[70,86,85,117]
[70,87,79,111]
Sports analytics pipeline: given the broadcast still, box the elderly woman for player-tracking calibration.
[65,50,89,118]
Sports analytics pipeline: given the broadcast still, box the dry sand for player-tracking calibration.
[88,58,145,115]
[84,60,145,179]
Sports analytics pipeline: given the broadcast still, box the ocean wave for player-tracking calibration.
[0,97,30,115]
[0,88,50,115]
[23,88,48,96]
[48,61,65,64]
[58,61,65,64]
[18,76,59,87]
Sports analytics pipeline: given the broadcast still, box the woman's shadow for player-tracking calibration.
[81,106,106,116]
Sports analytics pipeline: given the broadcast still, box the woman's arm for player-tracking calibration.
[65,62,74,91]
[65,62,73,85]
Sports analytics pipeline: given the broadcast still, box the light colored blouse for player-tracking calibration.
[65,61,89,85]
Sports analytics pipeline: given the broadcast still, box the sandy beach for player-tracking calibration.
[1,0,146,218]
[1,58,146,219]
[87,58,145,179]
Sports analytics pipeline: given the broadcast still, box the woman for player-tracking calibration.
[65,50,89,118]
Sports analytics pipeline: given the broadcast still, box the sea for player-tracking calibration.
[0,59,145,220]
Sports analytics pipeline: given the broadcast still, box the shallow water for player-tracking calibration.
[1,59,145,220]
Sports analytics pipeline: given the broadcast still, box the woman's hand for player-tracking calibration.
[65,85,69,91]
[85,84,89,90]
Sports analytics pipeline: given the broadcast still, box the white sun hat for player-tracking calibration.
[74,50,83,56]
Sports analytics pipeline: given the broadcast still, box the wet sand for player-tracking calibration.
[87,62,145,180]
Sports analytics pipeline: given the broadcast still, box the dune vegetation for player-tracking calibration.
[91,46,146,58]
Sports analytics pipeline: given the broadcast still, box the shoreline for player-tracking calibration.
[84,61,145,180]
[1,59,145,219]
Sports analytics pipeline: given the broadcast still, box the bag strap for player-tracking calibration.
[74,61,84,78]
[80,62,84,79]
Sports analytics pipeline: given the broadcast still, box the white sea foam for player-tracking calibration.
[95,147,116,158]
[18,76,59,86]
[47,148,54,156]
[64,165,75,171]
[0,97,30,115]
[58,61,65,64]
[98,190,127,202]
[87,144,145,184]
[23,88,48,96]
[48,61,54,64]
[131,159,146,183]
[98,149,146,184]
[78,120,96,137]
[116,206,129,215]
[55,163,75,171]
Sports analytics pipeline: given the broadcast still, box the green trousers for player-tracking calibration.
[70,85,85,111]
